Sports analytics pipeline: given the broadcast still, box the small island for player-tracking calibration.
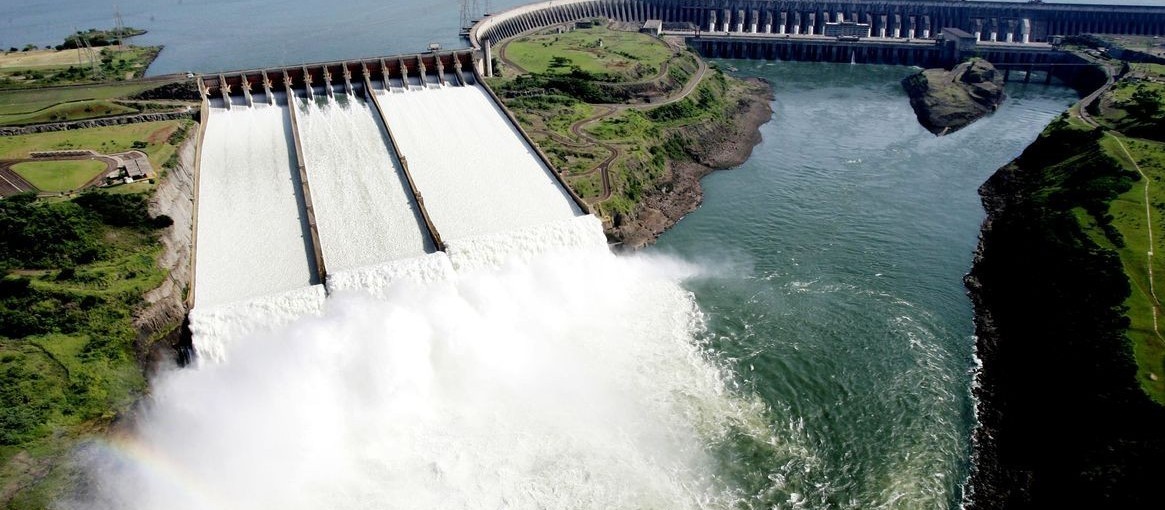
[902,58,1006,136]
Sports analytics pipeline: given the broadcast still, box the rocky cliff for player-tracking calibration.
[135,130,196,367]
[903,59,1005,136]
[965,123,1165,508]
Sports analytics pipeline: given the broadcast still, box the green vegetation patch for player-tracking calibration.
[1101,66,1165,141]
[1094,135,1165,403]
[0,191,170,507]
[0,120,182,175]
[10,160,108,192]
[0,99,139,126]
[1,43,159,89]
[0,79,177,119]
[505,26,672,78]
[1021,112,1165,403]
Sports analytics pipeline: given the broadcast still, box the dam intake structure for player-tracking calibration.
[188,51,591,357]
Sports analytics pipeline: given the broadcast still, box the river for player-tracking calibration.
[655,60,1078,506]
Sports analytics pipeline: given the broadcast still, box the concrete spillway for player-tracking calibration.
[375,84,580,242]
[194,100,318,308]
[296,94,433,272]
[190,54,587,355]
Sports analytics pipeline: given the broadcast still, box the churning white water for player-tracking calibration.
[195,102,317,307]
[77,217,775,509]
[296,95,433,270]
[376,84,580,241]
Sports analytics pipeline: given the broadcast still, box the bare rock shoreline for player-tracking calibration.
[610,77,774,249]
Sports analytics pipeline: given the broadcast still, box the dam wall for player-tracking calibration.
[472,0,1165,47]
[469,0,1165,71]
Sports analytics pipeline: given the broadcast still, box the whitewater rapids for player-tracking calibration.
[75,217,778,510]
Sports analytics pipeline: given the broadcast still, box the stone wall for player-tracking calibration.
[0,110,195,136]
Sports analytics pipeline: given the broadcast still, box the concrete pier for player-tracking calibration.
[282,75,328,282]
[361,71,446,252]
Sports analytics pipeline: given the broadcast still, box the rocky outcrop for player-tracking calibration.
[0,110,195,136]
[903,58,1005,136]
[610,77,773,249]
[135,130,196,367]
[130,79,202,101]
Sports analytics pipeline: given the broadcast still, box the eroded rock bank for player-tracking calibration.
[903,58,1005,136]
[609,77,773,249]
[136,128,196,368]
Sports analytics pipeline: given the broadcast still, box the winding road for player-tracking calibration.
[500,41,707,203]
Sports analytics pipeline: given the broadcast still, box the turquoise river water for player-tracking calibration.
[654,61,1078,506]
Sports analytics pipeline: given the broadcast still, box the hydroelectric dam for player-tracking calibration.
[188,50,594,356]
[184,0,1164,353]
[469,0,1165,71]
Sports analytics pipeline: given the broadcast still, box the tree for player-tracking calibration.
[1128,85,1162,122]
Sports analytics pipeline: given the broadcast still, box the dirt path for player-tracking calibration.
[524,56,709,204]
[492,23,711,208]
[1108,133,1164,343]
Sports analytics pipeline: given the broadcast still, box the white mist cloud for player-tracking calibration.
[72,247,770,510]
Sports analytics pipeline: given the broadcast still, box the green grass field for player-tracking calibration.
[504,26,673,77]
[0,99,138,126]
[10,160,108,192]
[0,191,170,508]
[0,46,160,89]
[1097,135,1165,403]
[0,120,182,173]
[0,79,174,119]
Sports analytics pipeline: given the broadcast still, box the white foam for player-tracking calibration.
[296,95,432,271]
[445,214,609,273]
[376,84,580,242]
[188,284,327,364]
[325,252,455,299]
[195,104,316,308]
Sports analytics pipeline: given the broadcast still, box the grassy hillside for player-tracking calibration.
[966,61,1165,507]
[0,192,173,508]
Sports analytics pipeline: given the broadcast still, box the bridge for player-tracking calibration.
[469,0,1165,71]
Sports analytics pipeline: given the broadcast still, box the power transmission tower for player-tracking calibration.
[460,0,481,29]
[113,5,126,50]
[77,30,102,79]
